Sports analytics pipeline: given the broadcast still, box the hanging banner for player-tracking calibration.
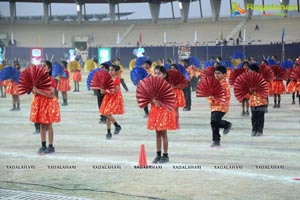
[98,48,111,64]
[178,46,191,60]
[30,47,43,65]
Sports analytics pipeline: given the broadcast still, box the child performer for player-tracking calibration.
[169,64,186,128]
[149,66,176,163]
[99,65,124,139]
[241,61,250,116]
[248,64,268,136]
[57,61,71,106]
[208,66,232,147]
[97,62,109,124]
[72,59,82,92]
[31,61,60,153]
[112,58,129,92]
[141,60,153,118]
[7,62,21,111]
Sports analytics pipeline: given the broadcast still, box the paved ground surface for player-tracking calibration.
[0,70,300,200]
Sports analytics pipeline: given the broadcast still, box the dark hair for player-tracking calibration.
[111,64,120,72]
[242,61,250,67]
[101,63,109,71]
[61,60,68,68]
[249,63,259,72]
[45,60,52,75]
[215,65,227,74]
[261,60,268,65]
[93,58,98,64]
[144,60,152,66]
[170,64,178,70]
[154,65,169,79]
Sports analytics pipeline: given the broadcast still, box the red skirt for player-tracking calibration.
[147,103,177,131]
[271,80,285,95]
[295,81,300,93]
[99,91,124,115]
[174,88,186,108]
[0,81,4,86]
[30,94,60,123]
[6,81,19,95]
[57,78,71,92]
[72,71,82,82]
[286,80,297,93]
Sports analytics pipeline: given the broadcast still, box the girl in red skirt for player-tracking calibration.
[149,66,176,164]
[31,61,60,154]
[57,61,71,106]
[7,62,21,111]
[99,65,124,139]
[71,60,82,92]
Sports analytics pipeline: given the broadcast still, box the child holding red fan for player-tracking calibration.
[99,65,124,139]
[57,61,71,106]
[208,66,232,147]
[30,61,61,153]
[248,64,268,136]
[148,66,176,163]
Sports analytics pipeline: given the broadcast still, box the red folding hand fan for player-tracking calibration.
[259,64,275,83]
[196,76,226,103]
[271,65,288,81]
[234,72,268,102]
[18,65,52,95]
[90,70,115,92]
[229,68,246,85]
[166,69,188,89]
[136,76,175,111]
[201,66,215,79]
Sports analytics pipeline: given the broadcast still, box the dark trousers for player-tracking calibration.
[251,105,266,133]
[120,78,129,91]
[210,111,230,142]
[34,123,40,131]
[183,81,191,109]
[191,76,199,91]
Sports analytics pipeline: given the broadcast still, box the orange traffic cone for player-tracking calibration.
[138,144,147,167]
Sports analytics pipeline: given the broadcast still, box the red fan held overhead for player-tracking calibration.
[290,66,300,80]
[166,69,188,88]
[229,68,246,85]
[136,76,175,111]
[90,70,115,92]
[234,72,269,102]
[259,64,275,83]
[18,65,52,95]
[196,77,226,103]
[201,66,215,79]
[271,65,288,81]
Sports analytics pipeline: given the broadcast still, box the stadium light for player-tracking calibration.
[179,2,182,10]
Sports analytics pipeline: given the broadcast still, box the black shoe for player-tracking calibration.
[61,102,68,106]
[99,119,106,124]
[256,132,263,136]
[241,111,245,116]
[292,101,296,104]
[114,125,121,135]
[38,146,47,153]
[106,133,112,139]
[251,131,257,136]
[10,107,16,111]
[223,122,232,135]
[273,104,277,108]
[277,104,280,108]
[152,156,161,164]
[183,107,191,111]
[43,146,55,154]
[210,141,220,147]
[143,114,148,118]
[245,111,249,116]
[73,89,76,92]
[158,156,169,164]
[33,129,40,134]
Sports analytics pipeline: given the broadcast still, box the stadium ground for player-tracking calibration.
[0,70,299,200]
